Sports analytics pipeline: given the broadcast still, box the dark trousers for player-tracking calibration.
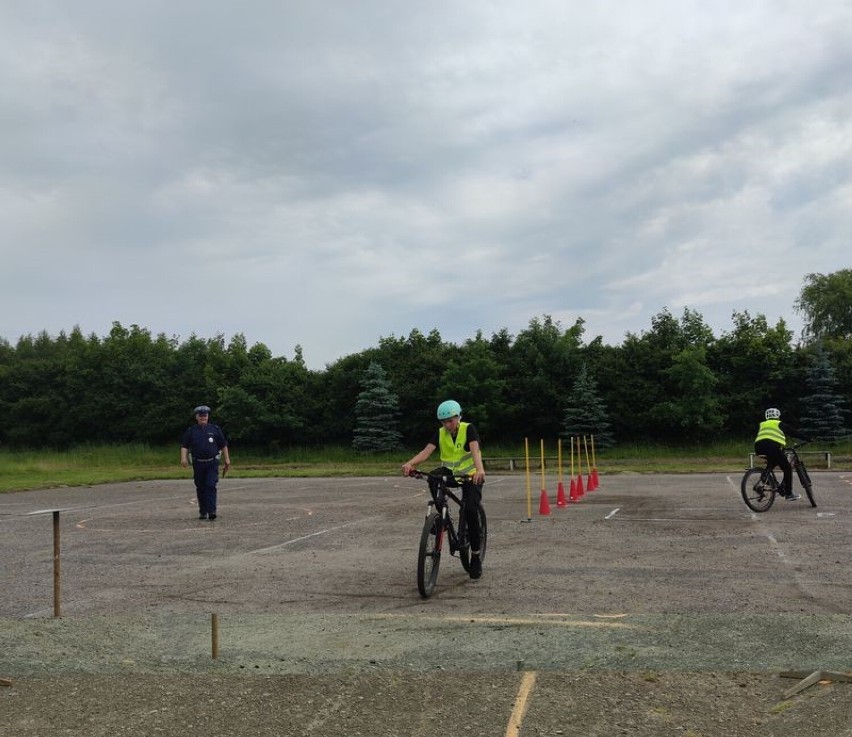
[192,460,220,515]
[460,482,483,551]
[755,440,792,494]
[429,470,484,552]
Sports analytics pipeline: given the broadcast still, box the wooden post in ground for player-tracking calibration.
[211,613,219,659]
[53,511,61,618]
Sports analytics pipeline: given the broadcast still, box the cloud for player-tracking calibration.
[1,1,851,366]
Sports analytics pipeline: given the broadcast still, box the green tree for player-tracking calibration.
[708,311,795,437]
[616,308,717,440]
[370,328,451,442]
[215,339,311,448]
[795,269,852,342]
[505,315,585,441]
[560,364,615,448]
[798,344,849,443]
[352,362,403,453]
[437,331,507,438]
[652,345,725,439]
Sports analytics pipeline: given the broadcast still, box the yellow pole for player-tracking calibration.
[524,437,532,520]
[557,438,563,484]
[570,435,575,479]
[583,435,592,473]
[539,439,546,494]
[591,434,597,469]
[576,436,583,476]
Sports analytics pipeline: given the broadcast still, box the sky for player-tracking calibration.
[2,1,851,369]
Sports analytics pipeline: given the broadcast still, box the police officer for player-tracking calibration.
[180,405,231,520]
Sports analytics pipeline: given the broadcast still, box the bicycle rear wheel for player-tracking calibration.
[797,463,817,508]
[741,467,776,512]
[459,506,487,572]
[417,511,443,598]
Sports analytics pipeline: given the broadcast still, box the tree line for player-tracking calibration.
[1,270,850,450]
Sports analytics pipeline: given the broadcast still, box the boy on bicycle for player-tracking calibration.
[402,400,486,579]
[754,407,812,500]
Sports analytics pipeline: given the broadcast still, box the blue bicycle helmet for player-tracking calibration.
[436,399,462,420]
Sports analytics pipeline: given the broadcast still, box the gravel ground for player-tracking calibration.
[5,670,852,737]
[2,473,852,735]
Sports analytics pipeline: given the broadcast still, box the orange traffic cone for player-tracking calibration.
[539,488,552,515]
[569,477,579,502]
[576,473,585,497]
[587,472,596,491]
[556,481,567,507]
[592,468,600,488]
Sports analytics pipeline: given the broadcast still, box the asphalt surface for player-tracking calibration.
[2,470,851,735]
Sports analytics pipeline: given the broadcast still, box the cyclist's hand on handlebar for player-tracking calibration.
[402,463,416,477]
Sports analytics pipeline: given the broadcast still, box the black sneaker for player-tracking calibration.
[208,514,217,520]
[198,513,208,520]
[469,554,482,579]
[784,492,800,502]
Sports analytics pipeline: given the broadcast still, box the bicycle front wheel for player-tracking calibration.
[459,506,487,572]
[797,463,817,508]
[417,511,443,598]
[741,468,776,512]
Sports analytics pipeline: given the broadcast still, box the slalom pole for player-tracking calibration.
[575,435,585,497]
[583,435,595,491]
[568,436,578,501]
[524,437,532,521]
[591,434,600,488]
[556,438,567,507]
[538,439,551,515]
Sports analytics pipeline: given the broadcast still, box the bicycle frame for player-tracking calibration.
[419,471,468,554]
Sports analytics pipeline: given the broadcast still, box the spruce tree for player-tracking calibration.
[799,345,849,443]
[352,361,403,453]
[560,364,616,448]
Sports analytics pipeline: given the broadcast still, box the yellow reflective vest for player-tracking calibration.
[439,422,476,475]
[755,419,785,447]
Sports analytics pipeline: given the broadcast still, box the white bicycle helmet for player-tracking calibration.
[765,407,781,420]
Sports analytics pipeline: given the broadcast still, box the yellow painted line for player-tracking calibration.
[505,671,537,737]
[442,615,633,628]
[593,613,630,619]
[371,613,634,629]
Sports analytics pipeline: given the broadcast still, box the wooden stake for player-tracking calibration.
[53,511,61,618]
[211,613,219,660]
[780,669,852,699]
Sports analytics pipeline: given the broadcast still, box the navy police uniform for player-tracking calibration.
[181,408,228,519]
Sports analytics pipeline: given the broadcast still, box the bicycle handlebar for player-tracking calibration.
[405,469,474,483]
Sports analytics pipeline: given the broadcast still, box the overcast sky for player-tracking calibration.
[2,2,851,369]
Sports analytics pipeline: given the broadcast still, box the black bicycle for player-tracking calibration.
[740,442,816,512]
[408,469,487,598]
